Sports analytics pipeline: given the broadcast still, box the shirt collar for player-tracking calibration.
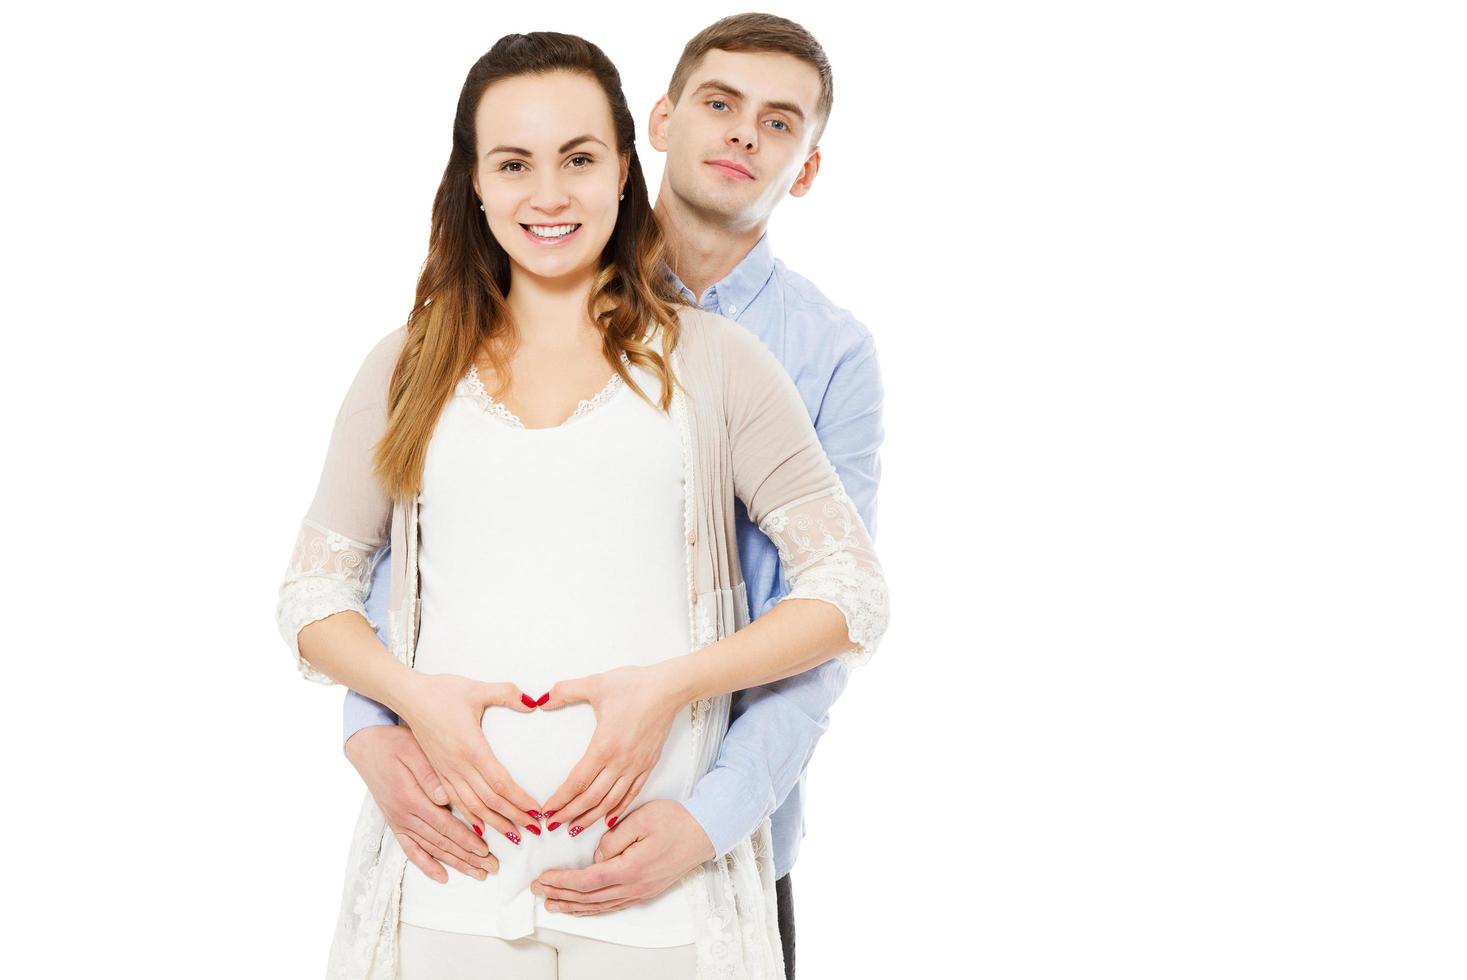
[661,229,776,319]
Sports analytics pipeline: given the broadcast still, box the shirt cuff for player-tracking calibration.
[342,688,399,757]
[679,750,775,862]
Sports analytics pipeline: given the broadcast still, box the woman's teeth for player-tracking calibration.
[523,223,581,238]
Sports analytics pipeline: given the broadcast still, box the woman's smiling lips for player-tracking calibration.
[707,159,755,180]
[519,222,583,247]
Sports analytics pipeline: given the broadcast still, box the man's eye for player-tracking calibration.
[709,100,728,111]
[767,119,789,132]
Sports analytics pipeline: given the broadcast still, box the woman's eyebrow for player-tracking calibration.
[486,134,610,156]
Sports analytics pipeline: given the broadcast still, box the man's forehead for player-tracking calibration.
[685,49,820,111]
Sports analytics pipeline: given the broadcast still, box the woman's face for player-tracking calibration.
[471,71,629,285]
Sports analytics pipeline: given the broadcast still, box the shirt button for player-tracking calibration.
[725,304,738,315]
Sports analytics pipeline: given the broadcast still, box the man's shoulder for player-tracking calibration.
[770,258,875,359]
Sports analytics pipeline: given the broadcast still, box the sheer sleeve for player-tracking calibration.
[719,316,890,668]
[275,327,405,684]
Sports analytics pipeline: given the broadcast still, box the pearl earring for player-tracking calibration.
[479,204,485,211]
[619,193,624,201]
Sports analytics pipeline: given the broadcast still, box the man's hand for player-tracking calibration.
[345,724,500,882]
[529,799,716,915]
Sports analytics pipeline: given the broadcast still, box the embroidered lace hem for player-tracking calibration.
[276,518,382,684]
[758,484,888,669]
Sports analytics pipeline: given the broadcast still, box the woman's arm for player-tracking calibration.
[664,317,889,699]
[275,327,401,686]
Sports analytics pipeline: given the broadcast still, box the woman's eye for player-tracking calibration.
[500,161,526,173]
[569,154,593,168]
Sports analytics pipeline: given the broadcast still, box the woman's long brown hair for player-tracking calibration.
[373,32,687,500]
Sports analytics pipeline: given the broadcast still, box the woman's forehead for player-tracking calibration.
[475,73,614,149]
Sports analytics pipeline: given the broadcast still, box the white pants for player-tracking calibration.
[398,921,698,979]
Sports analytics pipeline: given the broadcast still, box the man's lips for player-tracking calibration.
[707,160,754,180]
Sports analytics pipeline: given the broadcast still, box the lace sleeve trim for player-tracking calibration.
[276,518,382,684]
[757,485,889,669]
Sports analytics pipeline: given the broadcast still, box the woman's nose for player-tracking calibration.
[529,175,572,212]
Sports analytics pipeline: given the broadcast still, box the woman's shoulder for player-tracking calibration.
[672,305,779,378]
[339,323,408,415]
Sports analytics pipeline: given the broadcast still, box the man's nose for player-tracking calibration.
[726,120,757,151]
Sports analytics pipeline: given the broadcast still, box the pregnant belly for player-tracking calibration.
[482,700,695,808]
[436,700,697,891]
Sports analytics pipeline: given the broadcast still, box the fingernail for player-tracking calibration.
[607,815,617,827]
[568,825,583,838]
[547,821,561,831]
[472,824,483,837]
[544,810,557,818]
[528,810,543,819]
[525,823,541,836]
[521,693,538,708]
[535,692,550,706]
[506,831,521,845]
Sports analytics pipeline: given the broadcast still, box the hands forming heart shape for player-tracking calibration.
[397,663,688,844]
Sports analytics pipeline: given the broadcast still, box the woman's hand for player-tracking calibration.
[397,672,544,845]
[536,664,688,836]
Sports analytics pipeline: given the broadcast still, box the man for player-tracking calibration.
[341,14,883,977]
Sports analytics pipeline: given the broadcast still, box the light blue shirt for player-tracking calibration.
[343,230,883,879]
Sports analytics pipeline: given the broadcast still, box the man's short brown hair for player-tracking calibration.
[666,13,834,148]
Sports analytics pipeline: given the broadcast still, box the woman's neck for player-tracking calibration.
[504,265,601,350]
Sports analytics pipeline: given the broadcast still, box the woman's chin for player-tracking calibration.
[506,249,601,284]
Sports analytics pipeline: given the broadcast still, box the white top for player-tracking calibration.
[398,346,696,947]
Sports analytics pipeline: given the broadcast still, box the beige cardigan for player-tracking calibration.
[276,304,889,979]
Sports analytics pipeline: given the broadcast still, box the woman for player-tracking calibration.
[276,32,887,980]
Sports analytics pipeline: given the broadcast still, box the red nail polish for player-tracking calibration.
[568,825,583,837]
[535,692,550,706]
[544,810,557,817]
[525,823,541,836]
[472,824,483,837]
[607,815,617,827]
[521,693,538,708]
[506,831,521,845]
[547,821,561,831]
[528,810,543,819]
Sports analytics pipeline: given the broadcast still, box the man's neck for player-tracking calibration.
[654,195,767,303]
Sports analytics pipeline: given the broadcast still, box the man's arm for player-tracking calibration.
[681,324,884,858]
[342,544,399,757]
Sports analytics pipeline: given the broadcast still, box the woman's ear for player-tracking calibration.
[619,153,630,198]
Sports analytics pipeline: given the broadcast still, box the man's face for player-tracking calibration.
[650,49,823,226]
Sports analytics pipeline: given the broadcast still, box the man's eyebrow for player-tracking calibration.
[486,134,610,156]
[689,79,807,123]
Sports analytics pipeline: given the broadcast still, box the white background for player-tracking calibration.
[2,1,1463,976]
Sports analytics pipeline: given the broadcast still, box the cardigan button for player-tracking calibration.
[686,529,696,545]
